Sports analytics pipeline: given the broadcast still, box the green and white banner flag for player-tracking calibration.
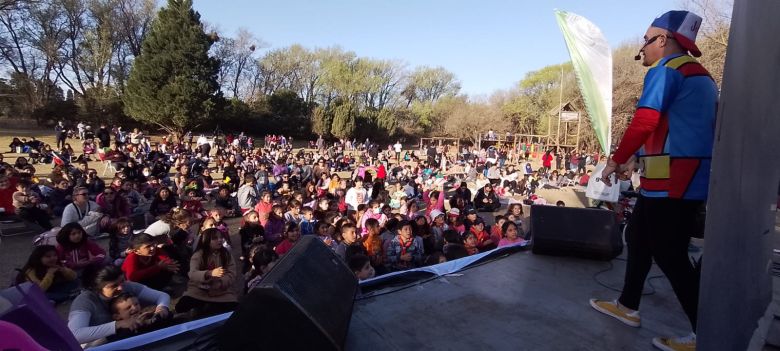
[554,10,612,155]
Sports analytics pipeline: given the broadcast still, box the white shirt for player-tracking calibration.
[144,220,172,238]
[394,143,402,153]
[345,187,368,211]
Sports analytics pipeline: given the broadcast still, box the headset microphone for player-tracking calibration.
[634,51,642,61]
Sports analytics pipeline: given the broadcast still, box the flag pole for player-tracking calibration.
[556,65,564,148]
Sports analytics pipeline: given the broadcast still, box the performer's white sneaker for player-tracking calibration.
[652,333,696,351]
[589,298,641,327]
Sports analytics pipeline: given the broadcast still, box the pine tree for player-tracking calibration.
[330,101,355,139]
[123,0,221,139]
[311,106,332,137]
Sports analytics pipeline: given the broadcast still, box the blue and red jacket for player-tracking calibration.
[612,54,718,200]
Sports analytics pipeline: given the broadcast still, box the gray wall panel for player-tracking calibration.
[697,0,780,349]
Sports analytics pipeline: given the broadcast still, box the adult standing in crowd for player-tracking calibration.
[55,121,67,150]
[96,124,112,149]
[589,11,717,351]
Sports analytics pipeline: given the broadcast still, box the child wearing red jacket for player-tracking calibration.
[122,233,179,290]
[181,189,207,220]
[469,219,496,252]
[490,215,507,248]
[274,223,301,256]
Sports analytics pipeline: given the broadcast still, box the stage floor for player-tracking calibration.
[346,250,691,350]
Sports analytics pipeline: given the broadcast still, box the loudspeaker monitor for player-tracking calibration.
[218,236,358,351]
[530,205,623,260]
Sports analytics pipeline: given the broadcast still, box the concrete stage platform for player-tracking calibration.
[88,247,694,351]
[346,249,691,351]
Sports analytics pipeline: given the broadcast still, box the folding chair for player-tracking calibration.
[98,150,117,176]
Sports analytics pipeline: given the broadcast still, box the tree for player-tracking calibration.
[402,66,461,106]
[329,100,355,139]
[311,105,332,137]
[123,0,222,138]
[211,27,264,99]
[267,89,311,135]
[440,96,506,144]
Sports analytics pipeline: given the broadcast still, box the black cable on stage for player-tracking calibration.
[592,257,665,296]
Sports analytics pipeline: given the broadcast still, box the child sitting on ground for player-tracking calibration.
[359,200,388,236]
[263,205,286,246]
[362,218,385,275]
[109,292,174,340]
[469,219,496,252]
[490,215,506,248]
[245,247,278,292]
[299,207,316,236]
[199,217,217,234]
[208,208,233,250]
[15,245,78,304]
[498,220,527,247]
[386,220,424,271]
[315,221,336,249]
[181,189,207,220]
[13,179,53,229]
[429,210,448,254]
[284,200,302,225]
[442,229,469,261]
[334,222,366,261]
[55,222,106,272]
[348,254,375,281]
[274,223,301,256]
[462,231,479,256]
[239,211,265,273]
[121,234,179,291]
[109,218,135,266]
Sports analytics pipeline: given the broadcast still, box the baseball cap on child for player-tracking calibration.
[651,10,703,57]
[430,210,444,219]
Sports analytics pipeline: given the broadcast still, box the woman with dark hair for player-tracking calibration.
[473,183,501,212]
[96,187,131,219]
[13,156,32,175]
[148,186,177,219]
[175,228,238,318]
[301,181,318,208]
[449,182,473,210]
[67,265,170,346]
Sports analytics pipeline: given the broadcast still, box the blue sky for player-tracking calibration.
[193,0,679,96]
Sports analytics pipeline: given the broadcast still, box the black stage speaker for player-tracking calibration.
[530,205,623,260]
[218,236,358,351]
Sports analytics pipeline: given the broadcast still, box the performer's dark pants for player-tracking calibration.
[618,196,702,331]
